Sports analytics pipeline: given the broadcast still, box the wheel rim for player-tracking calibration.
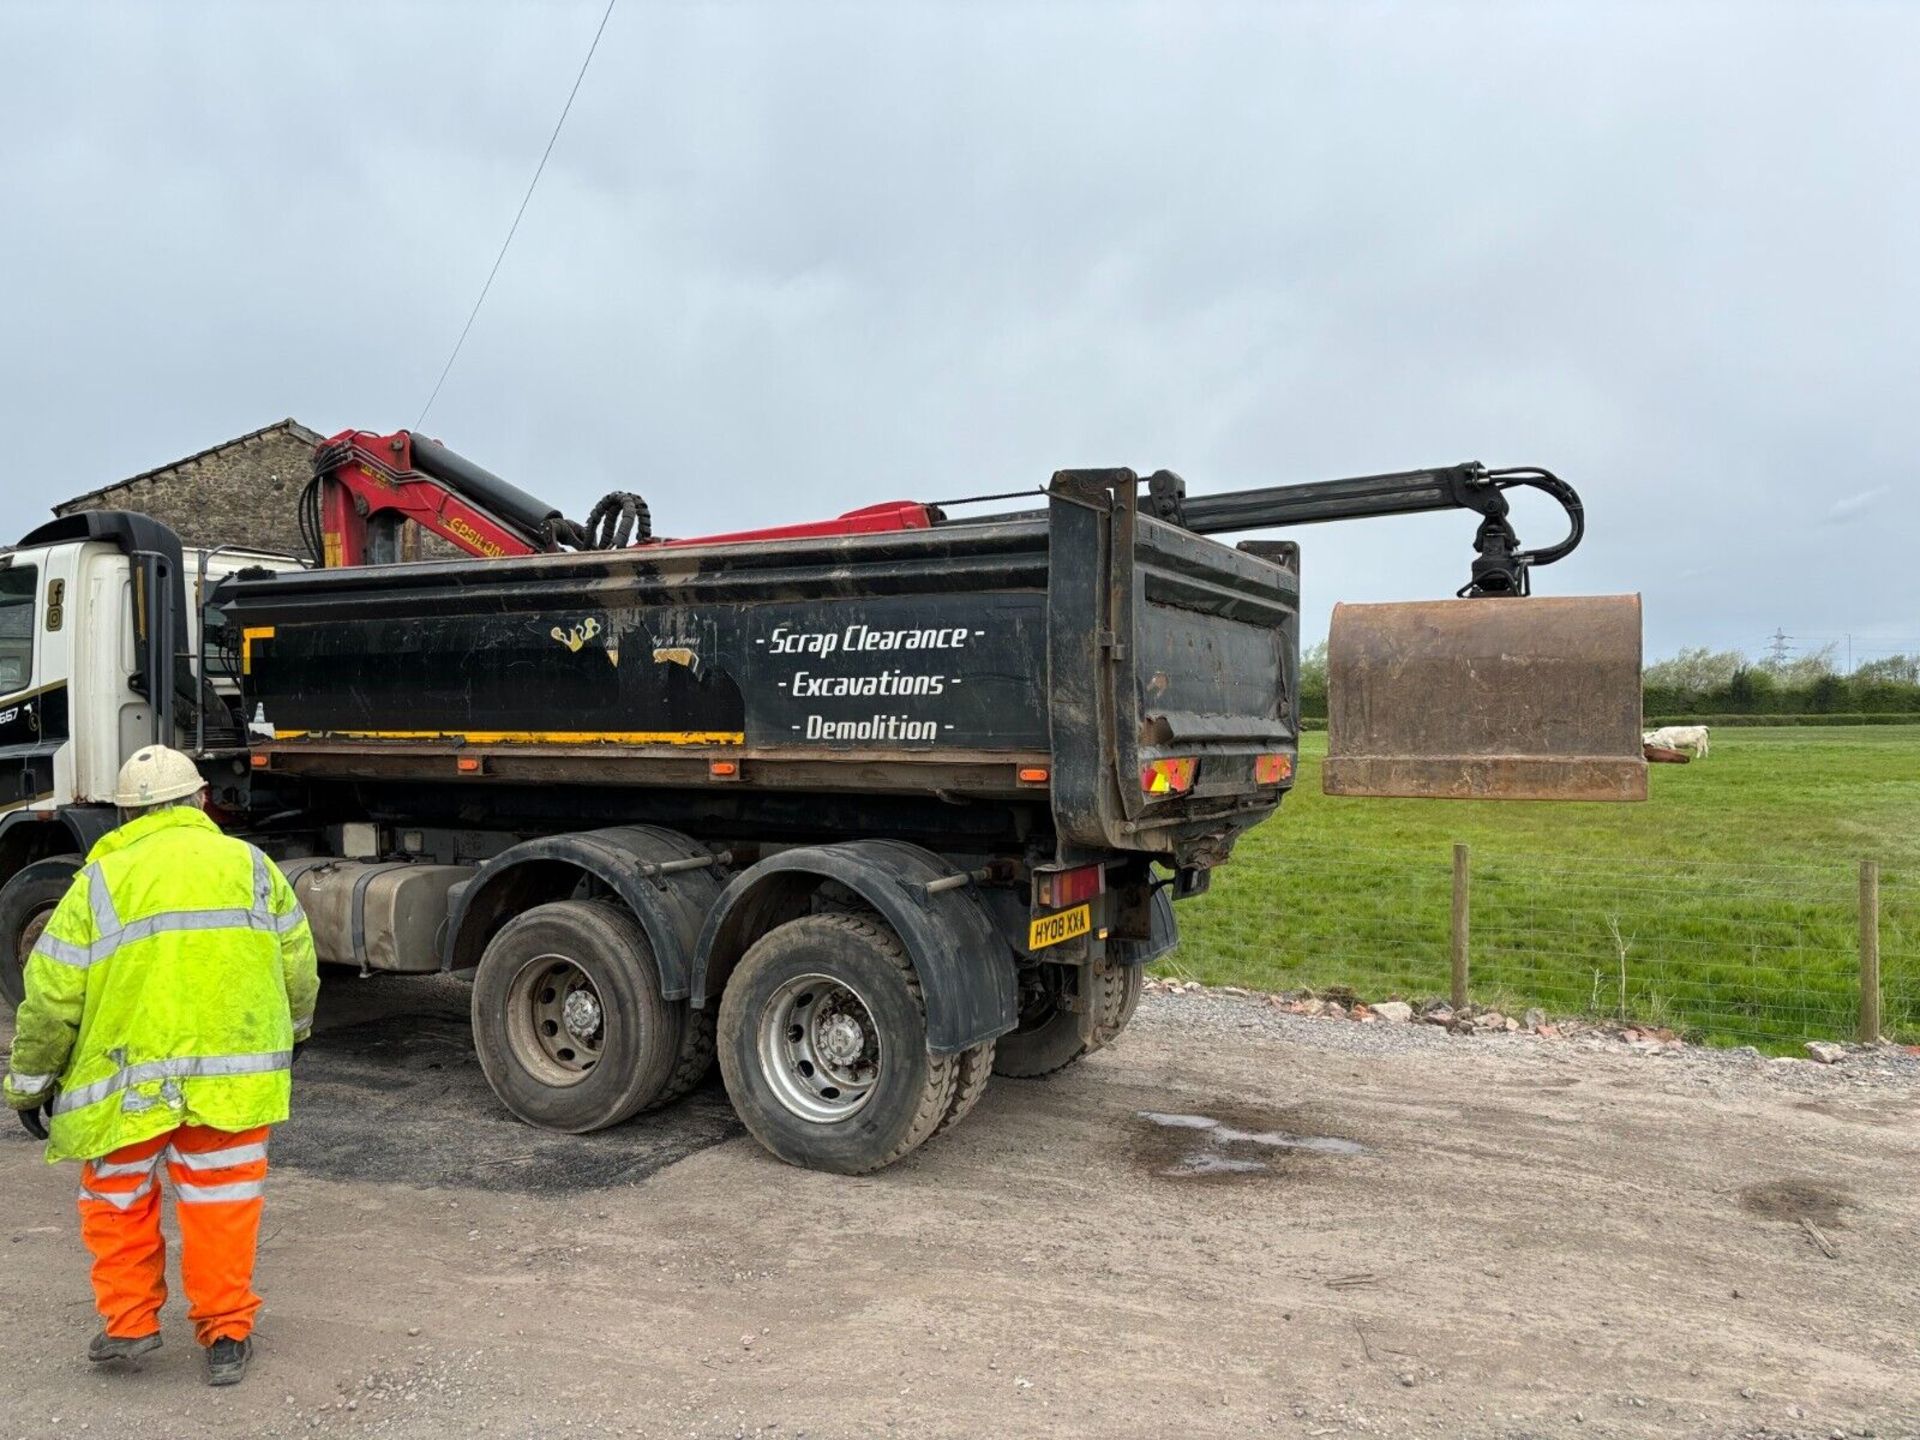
[13,904,54,980]
[504,953,606,1087]
[757,972,882,1123]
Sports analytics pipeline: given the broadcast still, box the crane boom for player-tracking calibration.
[301,429,940,567]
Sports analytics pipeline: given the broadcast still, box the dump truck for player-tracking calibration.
[0,433,1643,1172]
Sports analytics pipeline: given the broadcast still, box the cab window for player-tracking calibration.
[0,564,35,695]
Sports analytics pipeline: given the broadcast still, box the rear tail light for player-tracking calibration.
[1255,753,1294,785]
[1140,757,1197,796]
[1034,863,1105,910]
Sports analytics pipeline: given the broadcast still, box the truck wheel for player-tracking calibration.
[651,1000,718,1111]
[471,900,683,1133]
[717,913,957,1174]
[992,962,1142,1079]
[0,857,81,1012]
[931,1040,995,1138]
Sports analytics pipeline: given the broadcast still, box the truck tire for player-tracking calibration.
[582,899,715,1114]
[791,889,988,1135]
[0,857,81,1012]
[471,900,683,1133]
[931,1040,994,1138]
[717,913,958,1174]
[652,1001,718,1110]
[992,961,1142,1079]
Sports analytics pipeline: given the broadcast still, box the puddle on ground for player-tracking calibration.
[1132,1107,1370,1181]
[1738,1178,1852,1227]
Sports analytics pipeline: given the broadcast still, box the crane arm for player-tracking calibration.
[1138,462,1586,597]
[302,429,940,567]
[302,430,571,566]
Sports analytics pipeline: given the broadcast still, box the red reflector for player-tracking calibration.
[1034,863,1104,910]
[1140,757,1197,796]
[1255,753,1294,785]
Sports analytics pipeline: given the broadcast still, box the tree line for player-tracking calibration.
[1640,646,1920,717]
[1295,642,1920,720]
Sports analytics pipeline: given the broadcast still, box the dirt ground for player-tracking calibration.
[2,980,1916,1440]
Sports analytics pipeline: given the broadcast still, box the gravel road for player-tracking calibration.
[2,980,1916,1440]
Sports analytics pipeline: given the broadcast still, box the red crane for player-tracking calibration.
[302,428,937,567]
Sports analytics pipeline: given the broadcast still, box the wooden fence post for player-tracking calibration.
[1859,859,1881,1043]
[1451,842,1470,1010]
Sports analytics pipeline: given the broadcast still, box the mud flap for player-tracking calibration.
[1324,593,1646,801]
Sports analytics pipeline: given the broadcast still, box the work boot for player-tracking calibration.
[204,1336,252,1387]
[88,1331,161,1364]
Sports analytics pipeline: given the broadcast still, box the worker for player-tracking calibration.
[3,745,318,1387]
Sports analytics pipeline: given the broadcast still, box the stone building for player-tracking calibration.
[52,418,325,558]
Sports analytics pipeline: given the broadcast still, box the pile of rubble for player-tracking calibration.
[1141,976,1902,1065]
[1144,976,1613,1040]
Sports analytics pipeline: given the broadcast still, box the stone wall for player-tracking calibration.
[55,422,319,558]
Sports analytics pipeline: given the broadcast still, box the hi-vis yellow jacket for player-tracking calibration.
[2,806,319,1162]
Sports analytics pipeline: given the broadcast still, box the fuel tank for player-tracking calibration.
[283,859,476,972]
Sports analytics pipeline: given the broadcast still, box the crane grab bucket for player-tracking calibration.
[1323,593,1647,802]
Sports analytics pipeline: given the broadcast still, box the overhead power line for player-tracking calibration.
[416,0,619,428]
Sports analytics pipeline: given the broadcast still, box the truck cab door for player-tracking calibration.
[0,547,77,813]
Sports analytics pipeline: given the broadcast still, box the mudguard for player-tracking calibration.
[445,825,726,999]
[0,806,115,876]
[1108,886,1178,968]
[692,839,1019,1056]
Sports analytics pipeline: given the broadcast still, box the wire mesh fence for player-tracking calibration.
[1170,840,1916,1051]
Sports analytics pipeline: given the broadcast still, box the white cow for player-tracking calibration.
[1646,724,1711,758]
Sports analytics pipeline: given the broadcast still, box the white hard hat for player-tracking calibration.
[114,745,207,807]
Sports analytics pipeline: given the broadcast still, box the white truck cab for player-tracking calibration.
[0,518,296,817]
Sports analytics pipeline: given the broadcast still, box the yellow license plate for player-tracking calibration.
[1028,903,1092,951]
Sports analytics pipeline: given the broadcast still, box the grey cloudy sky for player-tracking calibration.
[4,1,1914,662]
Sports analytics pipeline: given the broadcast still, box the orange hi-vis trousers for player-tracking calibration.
[77,1124,270,1345]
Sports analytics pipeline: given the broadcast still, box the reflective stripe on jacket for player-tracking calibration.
[1,806,320,1162]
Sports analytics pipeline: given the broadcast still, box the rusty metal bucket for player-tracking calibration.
[1324,594,1646,801]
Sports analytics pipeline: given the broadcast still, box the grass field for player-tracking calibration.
[1168,727,1920,1048]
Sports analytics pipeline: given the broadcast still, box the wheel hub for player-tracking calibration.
[503,953,606,1087]
[817,1013,867,1067]
[757,973,883,1124]
[562,988,602,1041]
